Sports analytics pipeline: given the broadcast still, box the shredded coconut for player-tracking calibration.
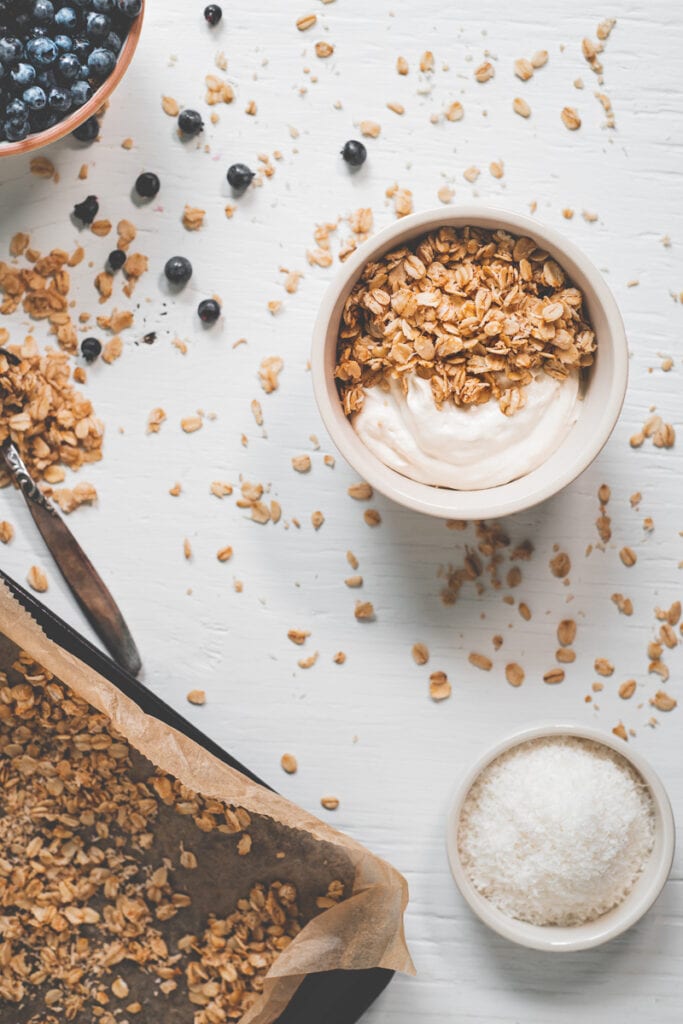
[457,736,655,926]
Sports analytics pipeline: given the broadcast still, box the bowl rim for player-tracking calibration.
[445,721,676,952]
[0,1,145,158]
[311,204,629,519]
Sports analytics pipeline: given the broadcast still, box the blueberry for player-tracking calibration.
[227,163,254,191]
[4,118,29,141]
[87,47,115,77]
[104,30,122,52]
[57,51,80,79]
[25,36,58,65]
[178,108,203,137]
[48,85,71,110]
[85,12,110,40]
[0,37,23,65]
[55,6,78,29]
[204,5,222,26]
[71,112,98,139]
[11,63,36,88]
[54,34,74,52]
[341,139,367,167]
[107,248,126,271]
[5,97,27,122]
[116,0,142,16]
[70,78,92,106]
[81,336,102,362]
[198,298,221,324]
[135,171,160,198]
[23,85,46,109]
[73,194,99,224]
[92,0,115,10]
[164,255,192,285]
[72,36,90,60]
[32,0,55,24]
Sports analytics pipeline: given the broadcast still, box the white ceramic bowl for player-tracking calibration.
[446,723,675,952]
[311,206,628,519]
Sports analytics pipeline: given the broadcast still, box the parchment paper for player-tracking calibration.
[0,581,414,1024]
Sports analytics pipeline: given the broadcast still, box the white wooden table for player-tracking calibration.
[0,1,681,1020]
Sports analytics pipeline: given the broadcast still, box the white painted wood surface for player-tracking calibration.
[0,1,682,1019]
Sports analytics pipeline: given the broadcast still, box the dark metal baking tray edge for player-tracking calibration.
[0,569,394,1024]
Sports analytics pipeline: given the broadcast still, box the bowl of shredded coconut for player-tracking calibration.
[447,724,675,951]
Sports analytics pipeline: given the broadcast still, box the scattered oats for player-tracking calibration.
[412,642,430,665]
[27,565,48,592]
[518,602,532,621]
[562,208,574,219]
[561,106,582,130]
[619,546,637,567]
[292,454,311,473]
[0,520,14,543]
[651,691,677,712]
[281,753,298,774]
[387,101,405,115]
[346,550,359,570]
[258,355,284,393]
[182,205,206,231]
[463,165,480,183]
[489,160,504,179]
[283,269,303,293]
[438,184,455,203]
[445,101,464,124]
[531,49,549,68]
[505,662,525,687]
[91,219,112,237]
[514,57,534,80]
[321,796,339,810]
[315,40,335,58]
[429,670,451,701]
[595,657,614,677]
[111,978,130,1000]
[210,480,233,498]
[397,55,409,75]
[597,17,616,41]
[612,723,628,741]
[420,50,434,72]
[345,575,363,587]
[611,593,634,616]
[162,95,180,116]
[556,648,576,664]
[333,651,346,664]
[298,651,319,669]
[630,432,645,448]
[348,484,372,503]
[543,668,565,685]
[598,482,611,504]
[363,508,381,526]
[183,538,192,560]
[557,619,577,646]
[550,552,571,578]
[181,415,203,434]
[661,357,673,372]
[469,652,492,671]
[52,482,97,514]
[311,510,325,529]
[30,155,56,180]
[287,628,310,645]
[169,482,182,496]
[187,689,206,705]
[323,454,335,467]
[474,60,495,82]
[216,545,233,562]
[147,407,167,433]
[354,600,375,621]
[296,13,317,30]
[359,119,381,137]
[224,203,236,218]
[513,96,531,117]
[245,99,257,115]
[582,210,598,222]
[205,74,234,105]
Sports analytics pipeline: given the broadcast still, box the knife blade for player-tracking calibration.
[1,440,142,677]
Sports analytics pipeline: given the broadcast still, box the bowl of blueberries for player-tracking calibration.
[0,0,143,156]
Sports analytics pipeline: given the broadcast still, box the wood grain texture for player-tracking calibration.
[0,1,681,1020]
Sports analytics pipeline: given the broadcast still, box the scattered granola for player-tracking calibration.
[281,753,298,774]
[412,642,430,665]
[429,670,451,701]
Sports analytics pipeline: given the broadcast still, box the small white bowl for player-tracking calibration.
[311,205,628,520]
[446,723,675,952]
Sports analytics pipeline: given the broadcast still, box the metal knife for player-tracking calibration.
[1,440,142,677]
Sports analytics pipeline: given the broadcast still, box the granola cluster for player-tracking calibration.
[335,226,597,417]
[0,336,103,488]
[0,653,335,1023]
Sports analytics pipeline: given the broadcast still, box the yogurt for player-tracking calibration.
[352,372,580,490]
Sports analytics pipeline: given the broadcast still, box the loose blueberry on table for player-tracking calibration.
[135,171,160,198]
[0,0,142,145]
[204,5,222,27]
[198,299,221,324]
[341,139,367,167]
[227,162,255,191]
[164,256,193,285]
[81,336,102,362]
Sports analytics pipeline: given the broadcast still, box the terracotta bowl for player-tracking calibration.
[0,2,145,158]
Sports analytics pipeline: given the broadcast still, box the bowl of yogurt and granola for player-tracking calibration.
[311,206,628,519]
